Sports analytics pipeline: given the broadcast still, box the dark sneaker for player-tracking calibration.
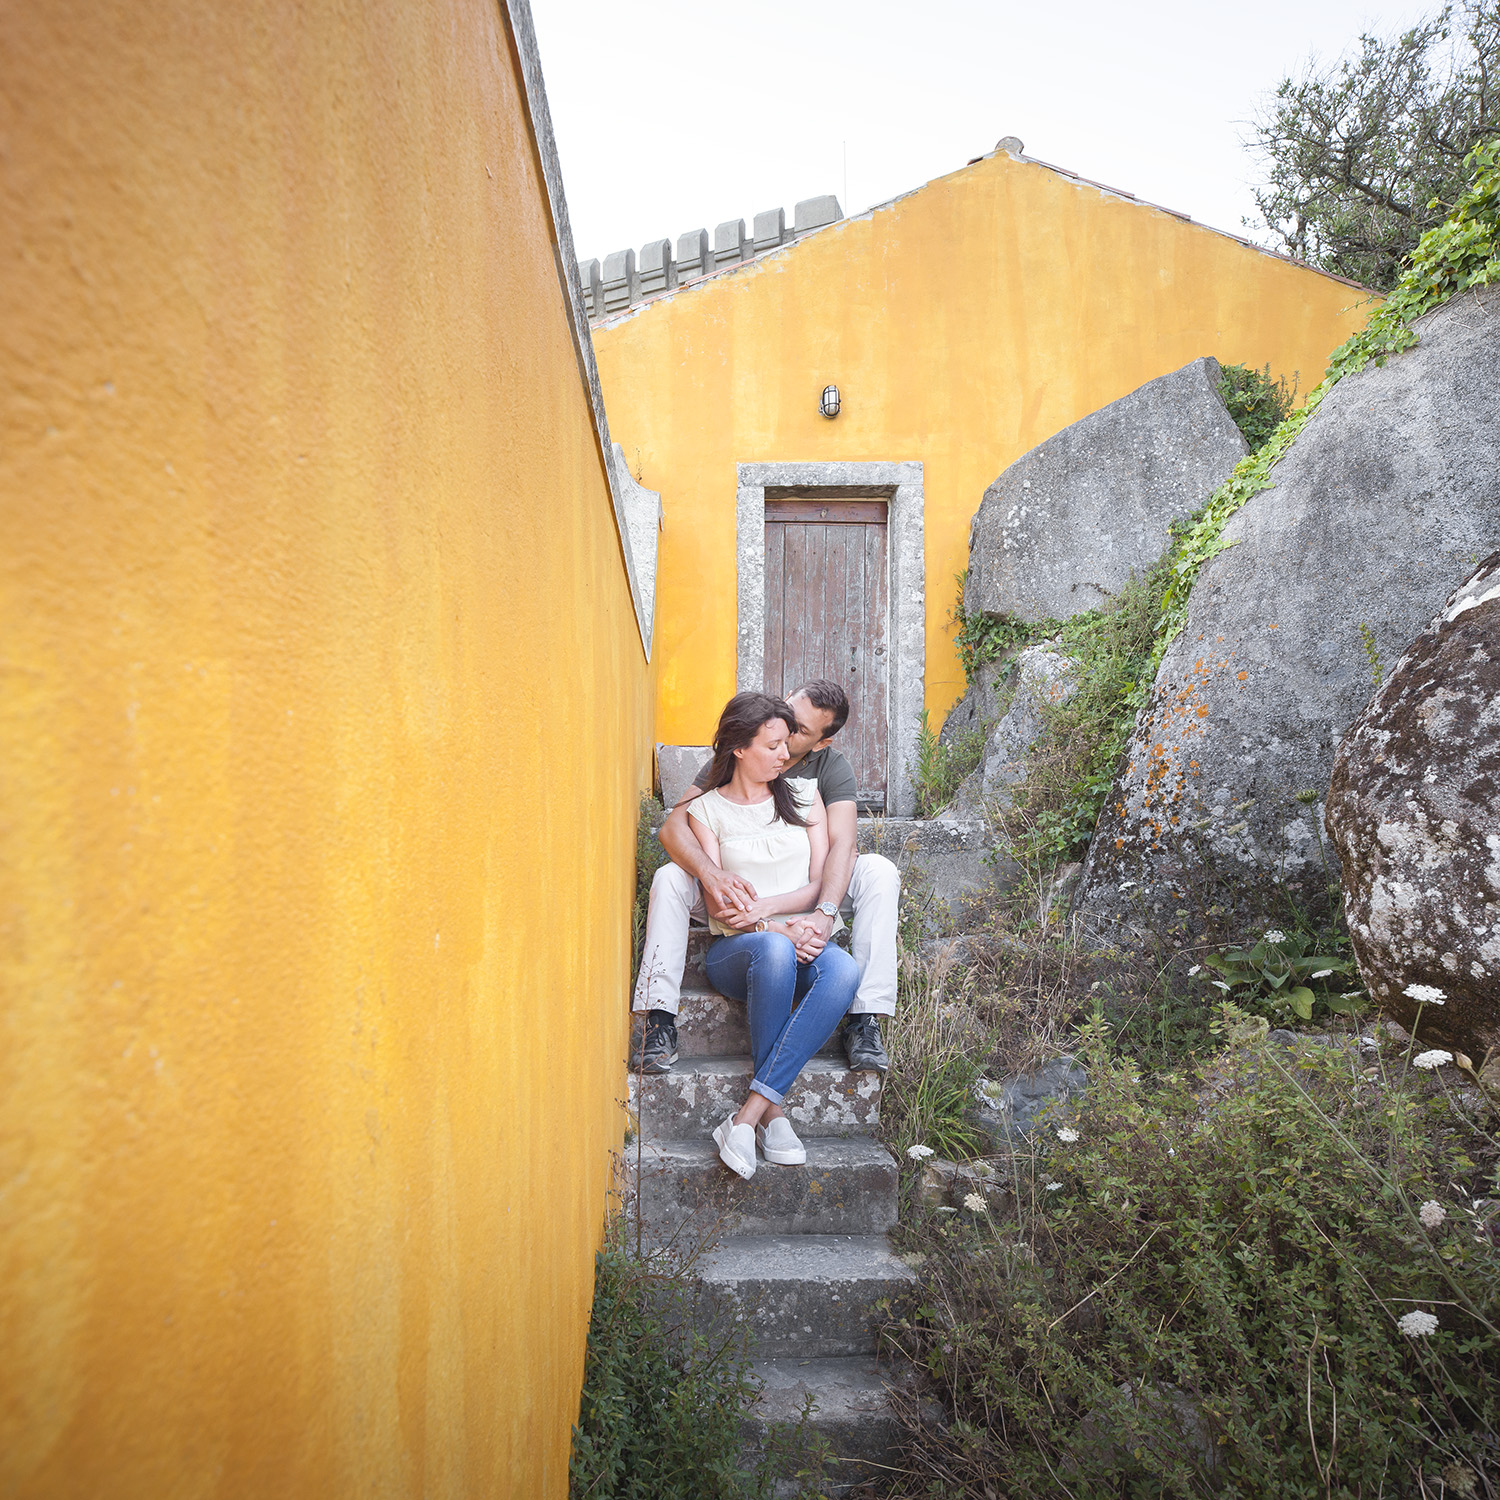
[842,1013,889,1073]
[632,1010,679,1074]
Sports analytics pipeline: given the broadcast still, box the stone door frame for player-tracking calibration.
[736,460,924,817]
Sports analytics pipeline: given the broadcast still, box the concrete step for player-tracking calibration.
[744,1356,909,1495]
[631,1057,880,1139]
[698,1234,917,1359]
[632,1137,899,1237]
[633,989,844,1061]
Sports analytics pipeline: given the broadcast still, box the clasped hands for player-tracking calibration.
[701,870,830,961]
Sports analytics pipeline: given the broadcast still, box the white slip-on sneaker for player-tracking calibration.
[755,1116,807,1166]
[712,1115,757,1180]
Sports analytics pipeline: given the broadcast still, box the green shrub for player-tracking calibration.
[1194,926,1357,1025]
[1216,362,1296,453]
[570,1224,825,1499]
[883,1027,1500,1497]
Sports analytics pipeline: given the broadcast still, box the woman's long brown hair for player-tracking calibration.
[702,692,809,828]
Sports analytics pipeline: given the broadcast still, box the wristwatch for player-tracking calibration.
[816,902,839,920]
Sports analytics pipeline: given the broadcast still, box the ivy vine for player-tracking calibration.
[1153,134,1500,669]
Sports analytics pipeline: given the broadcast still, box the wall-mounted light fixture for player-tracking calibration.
[819,384,841,419]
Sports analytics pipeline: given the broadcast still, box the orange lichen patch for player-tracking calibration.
[1112,640,1262,847]
[1115,837,1125,848]
[1268,623,1279,630]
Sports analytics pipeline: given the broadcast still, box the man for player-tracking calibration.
[632,679,900,1075]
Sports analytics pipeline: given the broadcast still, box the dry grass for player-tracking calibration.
[880,852,1099,1162]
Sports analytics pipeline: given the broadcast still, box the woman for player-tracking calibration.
[685,692,861,1179]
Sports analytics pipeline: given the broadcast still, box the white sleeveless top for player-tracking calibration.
[688,781,842,937]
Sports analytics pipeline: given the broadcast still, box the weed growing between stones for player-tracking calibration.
[912,709,987,819]
[1216,361,1297,452]
[570,1212,829,1500]
[881,951,991,1167]
[950,570,1061,686]
[877,1023,1500,1498]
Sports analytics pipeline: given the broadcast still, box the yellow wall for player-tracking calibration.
[0,2,650,1495]
[592,153,1372,745]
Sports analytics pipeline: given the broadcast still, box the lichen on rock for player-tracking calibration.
[1074,287,1500,938]
[1325,551,1500,1063]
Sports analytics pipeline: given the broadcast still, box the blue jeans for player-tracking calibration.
[704,932,861,1105]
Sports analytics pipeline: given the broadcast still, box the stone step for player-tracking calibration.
[679,926,714,989]
[631,1057,880,1139]
[632,1137,898,1237]
[697,1234,917,1359]
[633,989,843,1061]
[743,1356,909,1495]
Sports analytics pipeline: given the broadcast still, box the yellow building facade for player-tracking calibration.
[591,150,1372,809]
[0,1,651,1495]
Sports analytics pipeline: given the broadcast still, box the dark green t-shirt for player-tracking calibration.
[690,745,857,807]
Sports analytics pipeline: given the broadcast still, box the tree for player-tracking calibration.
[1249,2,1500,289]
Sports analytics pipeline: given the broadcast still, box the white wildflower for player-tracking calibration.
[1167,1147,1176,1157]
[907,1144,935,1160]
[1056,1127,1080,1143]
[1413,1049,1454,1071]
[1263,929,1287,944]
[1212,981,1231,992]
[1419,1201,1447,1229]
[1045,1181,1063,1192]
[1404,983,1447,1005]
[963,1192,988,1213]
[1397,1310,1439,1337]
[1186,964,1201,976]
[1311,969,1333,980]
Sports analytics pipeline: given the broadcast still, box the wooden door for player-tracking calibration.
[763,499,889,810]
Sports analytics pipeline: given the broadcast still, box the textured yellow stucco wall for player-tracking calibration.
[592,153,1373,746]
[0,2,649,1495]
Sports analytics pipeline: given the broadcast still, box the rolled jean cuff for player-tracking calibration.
[749,1078,785,1106]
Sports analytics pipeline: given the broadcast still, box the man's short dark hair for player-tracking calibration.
[795,679,850,738]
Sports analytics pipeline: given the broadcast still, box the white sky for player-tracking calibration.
[531,0,1434,264]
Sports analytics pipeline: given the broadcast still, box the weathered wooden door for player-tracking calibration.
[763,499,889,810]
